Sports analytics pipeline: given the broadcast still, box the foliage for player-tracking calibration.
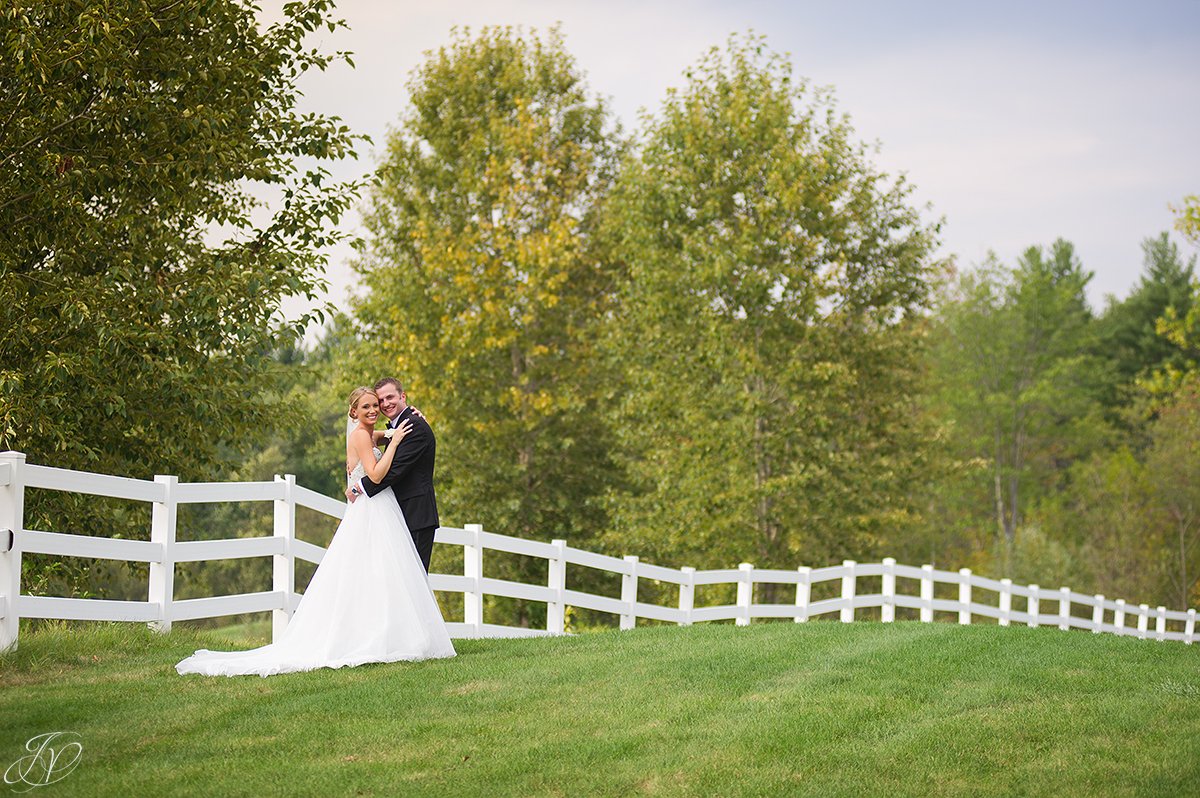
[6,9,1197,617]
[0,0,364,479]
[1034,448,1161,601]
[1174,194,1200,245]
[1143,380,1200,607]
[271,314,369,498]
[1034,383,1200,610]
[354,26,623,606]
[1095,233,1197,400]
[0,0,365,596]
[599,38,940,575]
[925,242,1110,570]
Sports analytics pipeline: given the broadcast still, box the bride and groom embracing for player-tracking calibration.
[176,378,456,677]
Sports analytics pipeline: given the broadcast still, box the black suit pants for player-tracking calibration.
[411,525,436,572]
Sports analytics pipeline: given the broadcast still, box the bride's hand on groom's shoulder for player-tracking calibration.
[388,419,413,445]
[410,406,426,420]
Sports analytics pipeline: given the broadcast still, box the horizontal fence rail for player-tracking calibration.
[0,451,1195,653]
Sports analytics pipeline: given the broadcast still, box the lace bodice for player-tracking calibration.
[348,447,383,487]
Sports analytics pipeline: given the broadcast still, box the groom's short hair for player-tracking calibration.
[374,377,403,394]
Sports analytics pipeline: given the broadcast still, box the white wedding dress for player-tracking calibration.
[176,447,456,677]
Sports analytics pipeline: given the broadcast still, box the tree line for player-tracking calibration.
[2,7,1196,624]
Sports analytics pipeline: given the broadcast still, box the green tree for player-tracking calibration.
[354,27,621,621]
[1,0,363,476]
[918,261,1011,571]
[927,241,1109,571]
[0,0,364,595]
[1174,195,1200,246]
[1143,381,1200,607]
[1035,448,1157,602]
[1096,233,1196,396]
[600,38,940,580]
[1137,200,1200,404]
[272,314,370,498]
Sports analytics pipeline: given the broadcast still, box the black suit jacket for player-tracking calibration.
[360,406,439,530]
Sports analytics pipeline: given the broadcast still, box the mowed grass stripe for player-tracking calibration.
[2,621,1199,796]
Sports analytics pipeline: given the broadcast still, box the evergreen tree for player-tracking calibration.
[1096,233,1197,395]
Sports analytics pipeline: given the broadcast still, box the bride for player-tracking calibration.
[176,387,456,676]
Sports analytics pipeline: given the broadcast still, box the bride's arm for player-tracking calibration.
[352,421,413,483]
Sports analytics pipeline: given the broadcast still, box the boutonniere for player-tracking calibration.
[383,428,396,439]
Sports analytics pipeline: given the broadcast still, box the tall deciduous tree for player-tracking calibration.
[355,27,621,599]
[928,241,1109,570]
[0,0,364,596]
[600,38,939,577]
[0,0,364,476]
[1143,381,1200,607]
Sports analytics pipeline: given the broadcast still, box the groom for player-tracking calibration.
[346,377,439,572]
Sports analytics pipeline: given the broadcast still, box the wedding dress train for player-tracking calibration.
[176,458,455,677]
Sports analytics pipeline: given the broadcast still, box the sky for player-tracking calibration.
[269,0,1200,325]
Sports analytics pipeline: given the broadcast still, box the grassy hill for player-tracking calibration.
[3,619,1199,796]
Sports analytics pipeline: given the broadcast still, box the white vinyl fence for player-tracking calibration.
[0,450,1195,653]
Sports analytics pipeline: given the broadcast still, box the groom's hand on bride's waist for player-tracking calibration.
[345,486,360,503]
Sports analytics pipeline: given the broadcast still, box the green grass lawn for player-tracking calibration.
[2,619,1199,797]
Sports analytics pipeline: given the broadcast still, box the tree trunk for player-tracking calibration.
[1179,510,1190,610]
[992,425,1009,570]
[512,341,534,533]
[750,370,778,604]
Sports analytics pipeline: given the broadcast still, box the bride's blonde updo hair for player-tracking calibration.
[346,386,377,420]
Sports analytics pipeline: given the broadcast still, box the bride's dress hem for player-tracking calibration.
[175,477,455,678]
[176,647,455,678]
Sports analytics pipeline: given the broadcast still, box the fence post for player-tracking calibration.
[1028,584,1040,628]
[621,555,639,631]
[920,564,933,623]
[271,474,296,641]
[795,566,811,623]
[547,539,567,634]
[1156,606,1167,641]
[464,524,484,635]
[1186,609,1196,645]
[1057,587,1071,631]
[1137,604,1149,639]
[840,560,857,623]
[149,474,178,634]
[1092,595,1104,634]
[736,563,753,627]
[0,451,26,653]
[1115,598,1126,635]
[679,566,695,626]
[958,568,972,625]
[999,578,1012,627]
[881,558,896,623]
